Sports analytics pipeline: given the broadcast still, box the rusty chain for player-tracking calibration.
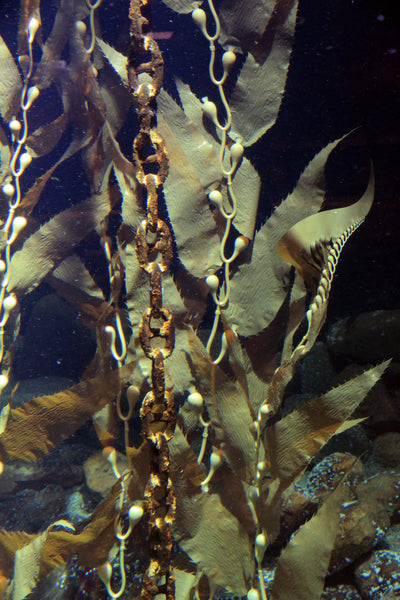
[127,2,176,600]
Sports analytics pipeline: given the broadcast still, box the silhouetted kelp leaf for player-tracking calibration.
[0,36,22,124]
[266,361,390,482]
[18,130,99,219]
[32,0,88,91]
[0,366,132,461]
[271,459,357,600]
[26,113,70,158]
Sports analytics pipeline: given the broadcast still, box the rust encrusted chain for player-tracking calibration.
[128,2,175,600]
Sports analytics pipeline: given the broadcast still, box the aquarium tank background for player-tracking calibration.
[0,1,399,599]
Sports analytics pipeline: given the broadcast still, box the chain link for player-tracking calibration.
[128,1,176,599]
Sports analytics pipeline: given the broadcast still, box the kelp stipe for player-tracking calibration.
[0,2,390,600]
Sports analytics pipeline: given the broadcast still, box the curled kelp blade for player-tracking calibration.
[277,164,374,285]
[226,136,345,338]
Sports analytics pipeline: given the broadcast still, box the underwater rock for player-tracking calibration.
[83,449,129,497]
[372,433,400,469]
[386,524,400,554]
[330,497,388,573]
[0,484,65,532]
[355,550,400,599]
[284,458,400,574]
[298,341,336,395]
[277,489,318,549]
[321,584,362,599]
[305,453,364,503]
[330,472,400,573]
[64,489,92,525]
[0,458,83,500]
[327,309,400,363]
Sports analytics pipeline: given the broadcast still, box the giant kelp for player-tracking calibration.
[0,1,389,599]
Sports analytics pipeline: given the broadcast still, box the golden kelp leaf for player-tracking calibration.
[174,568,201,600]
[0,367,131,461]
[126,440,152,490]
[175,79,261,241]
[169,425,204,488]
[0,36,22,123]
[258,478,286,546]
[271,460,355,600]
[0,123,11,185]
[0,531,35,578]
[222,156,260,241]
[219,0,275,52]
[157,88,221,278]
[161,0,202,13]
[0,404,10,436]
[12,533,46,600]
[266,361,390,481]
[229,1,298,146]
[277,165,374,284]
[177,493,253,596]
[44,482,121,572]
[8,186,114,297]
[12,521,74,600]
[96,38,129,87]
[49,255,105,306]
[187,330,256,482]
